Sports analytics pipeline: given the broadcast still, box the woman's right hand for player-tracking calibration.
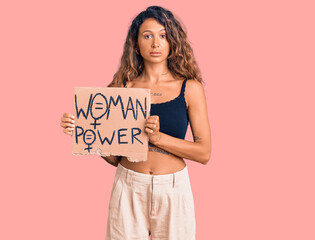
[60,113,75,136]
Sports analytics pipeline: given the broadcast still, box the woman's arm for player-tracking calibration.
[151,80,211,165]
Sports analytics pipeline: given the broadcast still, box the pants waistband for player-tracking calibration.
[116,163,189,187]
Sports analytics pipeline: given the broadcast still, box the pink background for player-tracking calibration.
[1,0,314,239]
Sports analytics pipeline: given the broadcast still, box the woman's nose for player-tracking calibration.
[152,38,159,48]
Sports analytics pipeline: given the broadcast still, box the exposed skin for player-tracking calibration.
[60,18,211,175]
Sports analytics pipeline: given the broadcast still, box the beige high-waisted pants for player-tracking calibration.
[105,162,196,240]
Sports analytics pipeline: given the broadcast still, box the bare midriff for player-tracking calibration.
[119,144,186,175]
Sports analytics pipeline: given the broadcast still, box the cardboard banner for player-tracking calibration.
[72,87,151,162]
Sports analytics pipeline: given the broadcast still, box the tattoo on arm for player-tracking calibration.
[194,136,202,141]
[148,142,170,155]
[154,148,170,155]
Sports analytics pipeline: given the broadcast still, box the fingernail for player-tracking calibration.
[72,116,74,119]
[71,120,74,123]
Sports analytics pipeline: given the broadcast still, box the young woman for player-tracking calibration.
[60,6,211,240]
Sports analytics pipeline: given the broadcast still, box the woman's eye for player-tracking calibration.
[144,34,166,39]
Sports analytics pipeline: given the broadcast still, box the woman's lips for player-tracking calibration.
[150,52,162,56]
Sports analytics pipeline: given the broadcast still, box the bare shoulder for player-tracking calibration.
[186,79,204,90]
[185,79,205,109]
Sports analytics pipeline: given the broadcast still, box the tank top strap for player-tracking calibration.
[123,80,127,88]
[179,77,188,97]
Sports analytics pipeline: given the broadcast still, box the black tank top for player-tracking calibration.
[123,78,189,140]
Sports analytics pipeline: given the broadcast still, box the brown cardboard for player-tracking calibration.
[72,87,151,162]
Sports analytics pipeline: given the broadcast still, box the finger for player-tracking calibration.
[146,120,157,124]
[151,115,159,122]
[145,127,154,134]
[146,118,158,124]
[144,123,156,129]
[60,122,75,128]
[63,113,75,119]
[66,127,74,134]
[61,117,75,124]
[63,128,73,136]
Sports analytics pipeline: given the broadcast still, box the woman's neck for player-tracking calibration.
[140,62,172,84]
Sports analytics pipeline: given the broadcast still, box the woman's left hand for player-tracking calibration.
[144,115,161,144]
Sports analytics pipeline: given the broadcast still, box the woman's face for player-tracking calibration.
[137,18,170,64]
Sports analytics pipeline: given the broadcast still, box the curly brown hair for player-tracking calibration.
[108,6,203,87]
